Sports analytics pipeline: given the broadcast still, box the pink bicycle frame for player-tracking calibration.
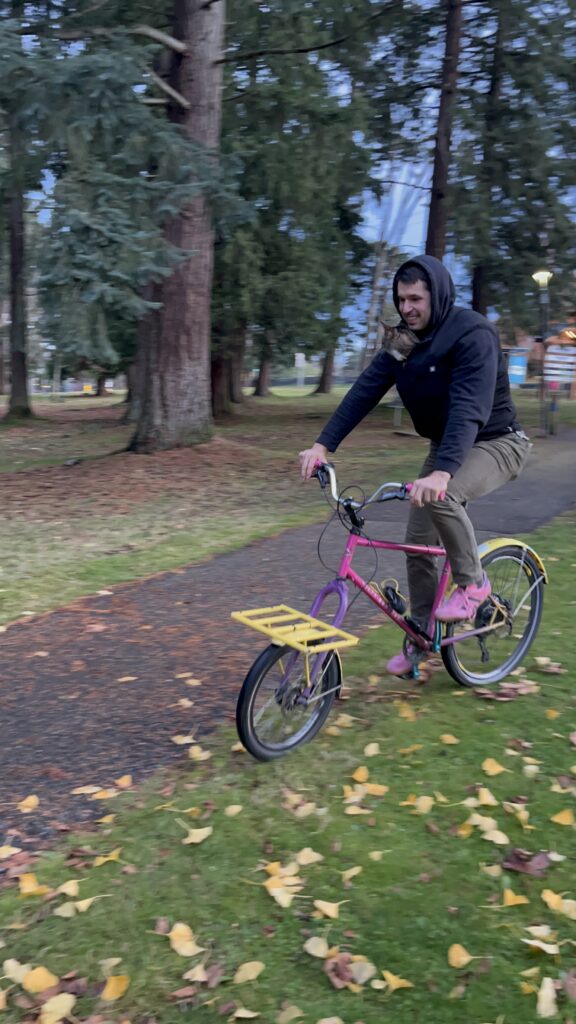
[310,534,450,654]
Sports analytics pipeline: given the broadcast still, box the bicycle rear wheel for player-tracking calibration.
[236,643,339,761]
[441,544,544,687]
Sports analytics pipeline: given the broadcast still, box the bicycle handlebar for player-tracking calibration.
[312,463,446,507]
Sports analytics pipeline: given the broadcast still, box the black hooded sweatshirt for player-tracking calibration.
[316,255,520,476]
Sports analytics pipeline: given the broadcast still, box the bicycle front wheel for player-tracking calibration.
[441,544,544,687]
[236,643,340,761]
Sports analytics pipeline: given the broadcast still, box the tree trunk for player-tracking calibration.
[360,240,388,370]
[124,285,156,424]
[95,371,107,397]
[211,354,231,415]
[229,327,246,403]
[130,0,225,452]
[253,357,271,397]
[472,264,489,317]
[471,10,504,314]
[425,0,463,260]
[7,188,32,418]
[313,348,335,394]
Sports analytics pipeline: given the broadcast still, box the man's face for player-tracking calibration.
[397,279,432,333]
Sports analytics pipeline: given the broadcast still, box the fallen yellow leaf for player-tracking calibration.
[53,902,76,918]
[233,1010,259,1020]
[520,938,559,955]
[99,957,123,976]
[303,936,329,959]
[277,1006,304,1024]
[350,960,377,984]
[168,922,205,957]
[396,701,416,721]
[412,795,434,815]
[117,676,137,683]
[71,785,102,795]
[224,805,243,818]
[183,964,208,983]
[382,969,414,991]
[93,847,123,867]
[477,787,499,806]
[293,802,317,819]
[182,826,213,845]
[101,975,131,1001]
[39,994,76,1024]
[503,888,530,907]
[541,889,564,912]
[482,758,508,777]
[0,845,21,860]
[440,734,459,745]
[19,873,50,897]
[17,794,39,814]
[114,775,133,789]
[57,880,79,897]
[97,814,116,825]
[481,829,510,845]
[3,960,31,983]
[233,961,265,984]
[90,789,118,801]
[344,805,371,816]
[537,976,558,1018]
[313,899,345,920]
[171,734,194,745]
[364,782,389,797]
[188,745,212,762]
[448,944,473,968]
[296,848,324,866]
[341,866,362,883]
[22,967,59,994]
[550,809,575,826]
[369,851,383,861]
[364,742,380,757]
[398,744,423,755]
[545,709,560,720]
[480,864,502,878]
[352,766,369,783]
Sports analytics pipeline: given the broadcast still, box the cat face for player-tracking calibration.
[380,323,419,362]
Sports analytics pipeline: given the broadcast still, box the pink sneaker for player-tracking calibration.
[387,647,429,677]
[436,573,491,623]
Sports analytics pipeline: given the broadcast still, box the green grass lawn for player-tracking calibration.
[1,515,575,1023]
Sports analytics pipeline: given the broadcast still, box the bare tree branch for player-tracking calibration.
[149,69,190,108]
[64,0,113,19]
[381,179,432,190]
[217,0,400,64]
[131,25,187,53]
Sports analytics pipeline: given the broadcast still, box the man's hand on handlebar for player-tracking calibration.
[409,470,450,507]
[299,442,328,480]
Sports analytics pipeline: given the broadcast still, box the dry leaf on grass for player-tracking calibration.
[93,847,122,867]
[382,969,414,991]
[448,944,474,968]
[189,745,212,762]
[482,758,509,777]
[303,937,329,959]
[277,1005,304,1024]
[39,993,76,1024]
[169,922,205,957]
[537,977,558,1018]
[314,900,346,920]
[233,962,265,984]
[0,845,22,860]
[181,826,213,845]
[22,967,59,994]
[224,805,243,818]
[364,742,380,757]
[501,849,553,877]
[502,888,530,907]
[101,975,130,1001]
[296,848,323,866]
[550,809,575,826]
[440,734,460,745]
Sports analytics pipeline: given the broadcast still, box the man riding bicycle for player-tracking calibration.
[299,255,531,677]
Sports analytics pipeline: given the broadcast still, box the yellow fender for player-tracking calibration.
[476,537,547,583]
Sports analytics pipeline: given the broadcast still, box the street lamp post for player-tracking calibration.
[532,270,553,433]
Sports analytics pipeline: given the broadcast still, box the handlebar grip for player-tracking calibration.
[405,483,446,501]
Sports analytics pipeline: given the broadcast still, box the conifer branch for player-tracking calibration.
[149,70,190,108]
[217,0,399,63]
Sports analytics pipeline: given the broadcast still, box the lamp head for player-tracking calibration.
[532,270,553,289]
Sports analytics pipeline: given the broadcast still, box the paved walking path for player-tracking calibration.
[1,431,575,844]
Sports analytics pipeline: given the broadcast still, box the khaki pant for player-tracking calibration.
[406,432,532,625]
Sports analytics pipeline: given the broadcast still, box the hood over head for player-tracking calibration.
[393,255,455,335]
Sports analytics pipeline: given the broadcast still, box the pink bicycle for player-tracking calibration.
[234,463,546,761]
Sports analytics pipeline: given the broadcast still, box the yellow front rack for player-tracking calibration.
[231,604,359,654]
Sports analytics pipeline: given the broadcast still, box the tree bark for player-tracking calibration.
[425,0,463,260]
[95,371,108,396]
[7,188,32,418]
[471,9,504,314]
[253,357,271,397]
[229,326,246,403]
[211,354,232,415]
[124,286,156,424]
[360,240,388,370]
[313,348,335,394]
[130,0,225,451]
